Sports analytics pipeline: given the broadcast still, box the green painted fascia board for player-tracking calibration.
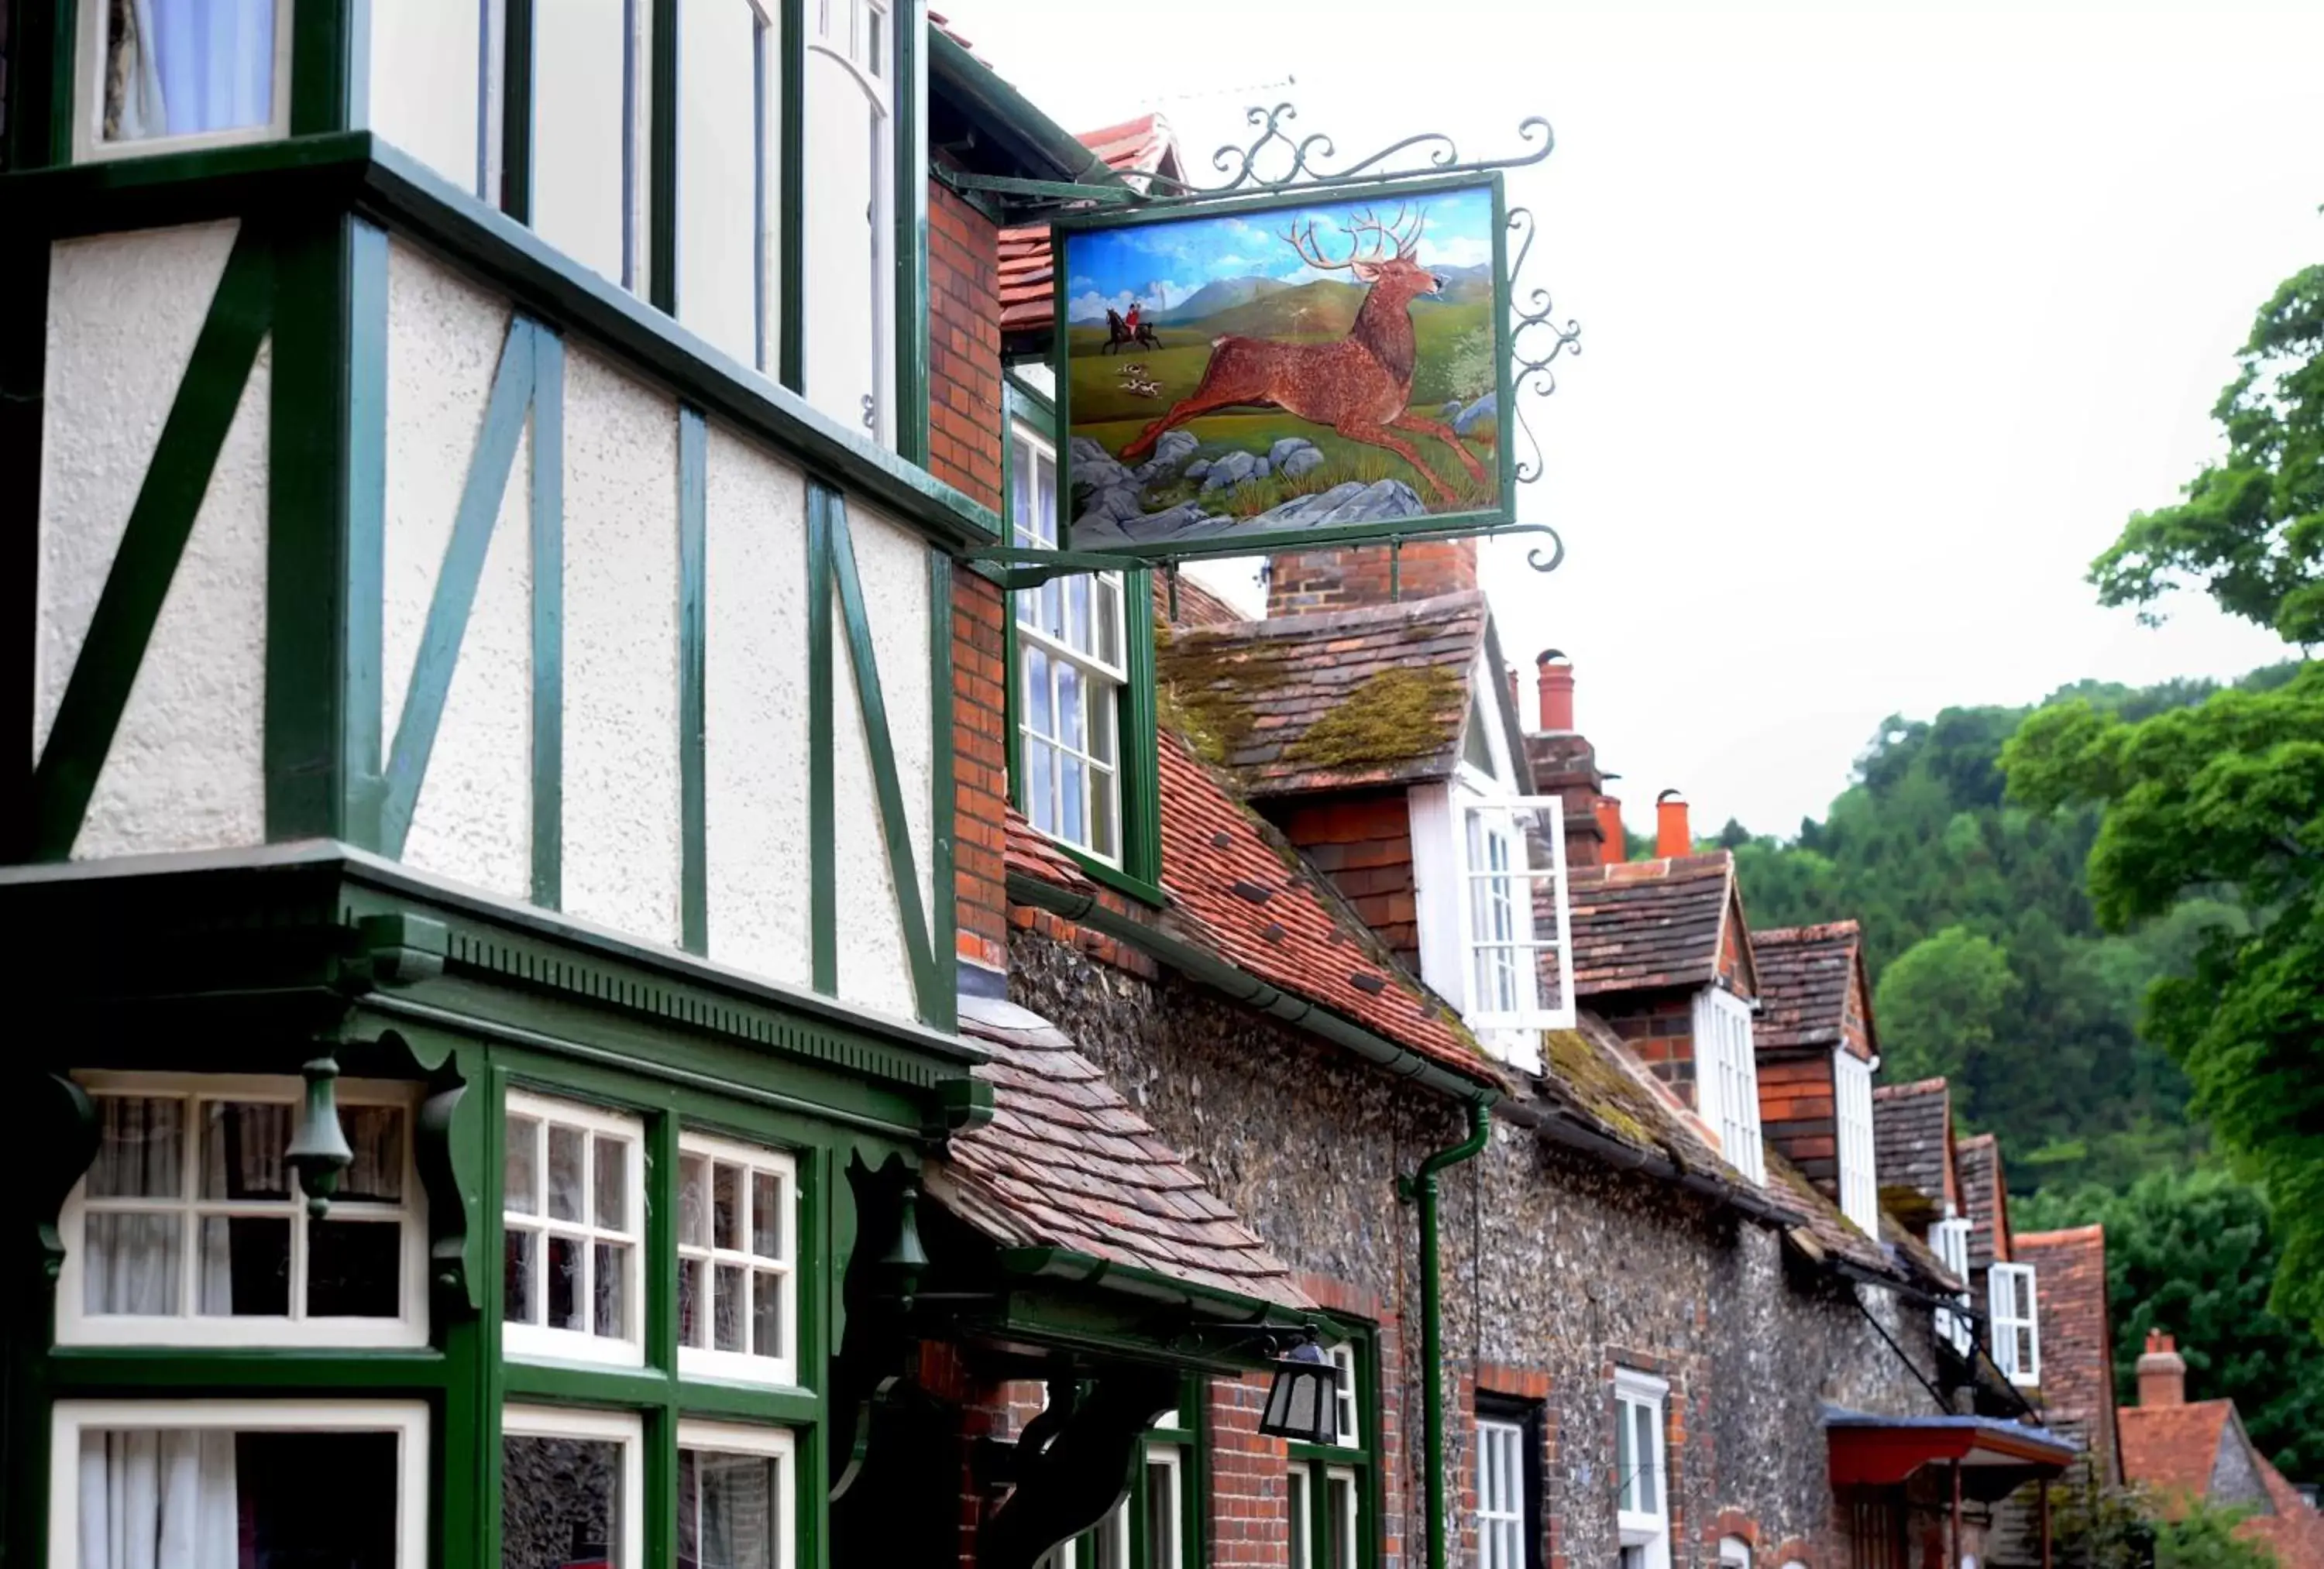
[998,1246,1317,1332]
[0,840,986,1070]
[925,30,1123,189]
[0,133,1004,549]
[1004,869,1501,1105]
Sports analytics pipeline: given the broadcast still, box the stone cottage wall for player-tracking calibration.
[1010,930,1943,1569]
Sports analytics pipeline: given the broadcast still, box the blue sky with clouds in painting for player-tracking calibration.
[1064,184,1496,323]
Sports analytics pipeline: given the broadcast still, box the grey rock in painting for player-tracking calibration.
[1255,479,1427,527]
[1267,437,1317,470]
[1200,450,1260,491]
[1277,445,1327,481]
[1254,458,1271,478]
[1069,436,1112,468]
[1441,399,1465,420]
[1452,391,1498,435]
[1184,458,1212,482]
[1152,430,1201,468]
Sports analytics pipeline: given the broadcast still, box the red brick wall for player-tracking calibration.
[1263,791,1421,972]
[1597,991,1703,1110]
[1759,1053,1838,1194]
[1267,537,1477,616]
[928,177,1009,973]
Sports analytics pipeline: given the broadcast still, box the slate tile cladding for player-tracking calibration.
[1153,590,1490,797]
[1008,929,1943,1569]
[1265,789,1425,973]
[1955,1133,2011,1269]
[1752,922,1875,1056]
[1871,1076,1954,1229]
[2011,1227,2119,1484]
[1758,1051,1842,1196]
[1562,852,1751,997]
[939,995,1313,1307]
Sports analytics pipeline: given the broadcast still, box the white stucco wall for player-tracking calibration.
[35,221,240,764]
[366,0,484,197]
[76,342,270,859]
[830,500,933,1019]
[703,427,812,987]
[562,347,682,944]
[382,242,532,901]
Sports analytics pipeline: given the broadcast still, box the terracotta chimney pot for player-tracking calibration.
[1655,789,1692,860]
[1537,650,1575,733]
[2137,1330,2187,1408]
[1594,796,1626,864]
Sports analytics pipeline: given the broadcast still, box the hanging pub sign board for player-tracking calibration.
[1054,170,1517,561]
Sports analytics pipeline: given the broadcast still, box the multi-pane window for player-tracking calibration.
[503,1406,645,1569]
[678,1,779,371]
[1454,791,1576,1040]
[58,1075,425,1347]
[77,0,290,160]
[1931,1215,1973,1355]
[1834,1050,1879,1237]
[1989,1263,2041,1385]
[50,1399,428,1569]
[1615,1371,1669,1569]
[677,1132,799,1386]
[1011,420,1128,863]
[1476,1418,1529,1569]
[1328,1342,1360,1448]
[678,1420,796,1569]
[1691,987,1765,1184]
[1288,1463,1361,1569]
[501,1093,645,1365]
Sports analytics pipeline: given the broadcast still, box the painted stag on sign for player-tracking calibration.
[1119,207,1488,504]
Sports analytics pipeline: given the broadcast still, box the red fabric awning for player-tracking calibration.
[1827,1409,2078,1489]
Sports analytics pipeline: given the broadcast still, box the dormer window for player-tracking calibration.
[1692,987,1765,1183]
[1989,1263,2040,1385]
[1834,1049,1879,1235]
[1931,1214,1973,1354]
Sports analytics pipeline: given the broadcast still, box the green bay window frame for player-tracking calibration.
[1002,374,1164,904]
[1287,1324,1382,1569]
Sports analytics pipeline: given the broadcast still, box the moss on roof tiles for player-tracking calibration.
[1283,666,1466,771]
[1542,1028,1656,1147]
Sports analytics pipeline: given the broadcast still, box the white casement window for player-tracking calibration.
[677,0,780,373]
[1143,1446,1185,1569]
[531,0,653,293]
[1449,790,1576,1047]
[501,1093,646,1365]
[1834,1050,1879,1237]
[1615,1370,1669,1569]
[677,1420,796,1569]
[57,1075,427,1348]
[803,0,898,443]
[1011,420,1129,863]
[1289,1462,1361,1569]
[1691,987,1765,1184]
[1720,1536,1755,1569]
[503,1406,644,1569]
[1931,1214,1974,1355]
[1476,1418,1528,1569]
[1328,1342,1360,1448]
[1989,1263,2041,1386]
[677,1131,799,1387]
[76,0,292,162]
[48,1399,428,1569]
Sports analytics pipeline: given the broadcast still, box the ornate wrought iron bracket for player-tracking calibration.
[1504,207,1583,488]
[971,524,1563,589]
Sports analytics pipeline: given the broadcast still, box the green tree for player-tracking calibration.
[2090,263,2324,644]
[1872,926,2014,1104]
[2004,668,2324,1334]
[2017,1169,2324,1482]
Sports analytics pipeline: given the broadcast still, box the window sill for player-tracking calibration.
[1054,841,1167,909]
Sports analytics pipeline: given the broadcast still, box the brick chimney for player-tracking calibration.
[1537,651,1576,733]
[2137,1330,2187,1408]
[1267,537,1477,617]
[1522,650,1614,867]
[1655,789,1692,859]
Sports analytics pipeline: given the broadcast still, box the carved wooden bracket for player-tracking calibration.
[979,1365,1183,1569]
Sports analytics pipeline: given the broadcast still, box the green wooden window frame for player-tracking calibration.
[1001,373,1164,906]
[1285,1327,1383,1569]
[1046,1372,1208,1569]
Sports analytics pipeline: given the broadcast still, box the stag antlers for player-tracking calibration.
[1277,204,1428,272]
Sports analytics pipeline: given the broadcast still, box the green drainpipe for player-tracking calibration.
[1403,1095,1495,1569]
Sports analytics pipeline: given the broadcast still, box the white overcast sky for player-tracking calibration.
[950,0,2324,838]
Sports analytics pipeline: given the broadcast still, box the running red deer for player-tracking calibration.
[1116,206,1489,505]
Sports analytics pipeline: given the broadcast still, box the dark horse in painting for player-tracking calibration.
[1103,309,1161,354]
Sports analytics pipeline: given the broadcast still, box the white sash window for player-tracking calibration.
[676,1131,799,1387]
[1834,1050,1879,1236]
[531,0,651,291]
[77,0,292,161]
[500,1093,646,1366]
[803,0,897,445]
[1931,1214,1973,1355]
[1989,1263,2041,1385]
[1476,1417,1528,1569]
[1614,1369,1670,1569]
[677,0,781,372]
[1692,987,1765,1184]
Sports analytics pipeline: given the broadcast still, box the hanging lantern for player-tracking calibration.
[285,1055,354,1217]
[1258,1341,1340,1445]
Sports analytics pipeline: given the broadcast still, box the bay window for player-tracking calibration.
[1614,1370,1669,1569]
[50,1400,427,1569]
[502,1406,645,1569]
[676,1131,799,1386]
[501,1093,646,1365]
[57,1074,426,1348]
[77,0,291,160]
[678,1421,796,1569]
[1692,987,1765,1184]
[1834,1049,1879,1236]
[1989,1263,2040,1385]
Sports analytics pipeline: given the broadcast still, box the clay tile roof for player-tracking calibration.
[1561,852,1741,996]
[2014,1226,2119,1484]
[1150,733,1492,1081]
[998,116,1180,335]
[1873,1076,1953,1217]
[1155,592,1489,797]
[1754,922,1868,1052]
[1886,1210,1965,1293]
[939,994,1314,1310]
[1768,1145,1895,1275]
[1958,1132,2010,1267]
[1537,1013,1766,1193]
[1004,808,1095,894]
[2120,1400,2236,1509]
[2247,1457,2324,1569]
